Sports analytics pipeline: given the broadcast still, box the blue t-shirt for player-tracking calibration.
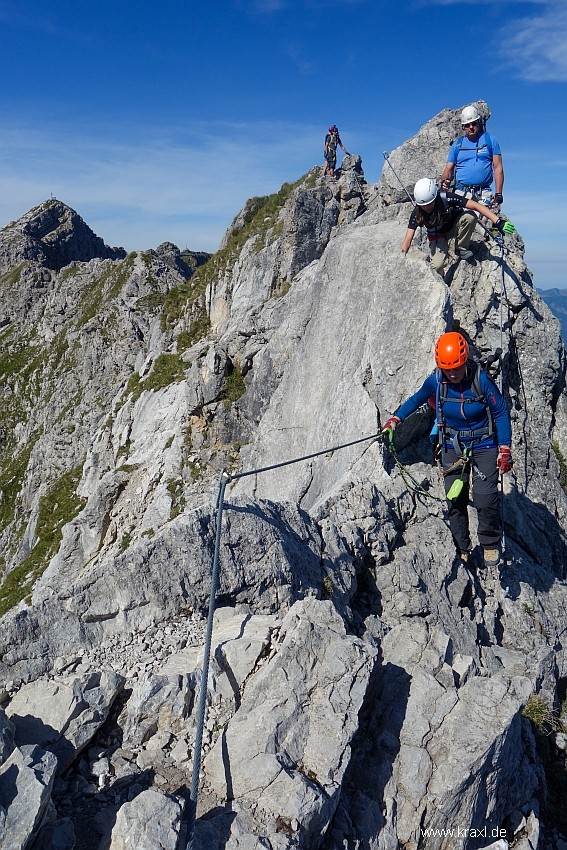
[447,132,501,189]
[395,367,511,449]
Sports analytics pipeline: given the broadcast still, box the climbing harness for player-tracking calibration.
[453,184,495,211]
[441,444,488,501]
[382,151,415,206]
[445,447,472,501]
[435,363,494,454]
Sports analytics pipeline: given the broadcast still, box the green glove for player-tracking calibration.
[495,217,515,235]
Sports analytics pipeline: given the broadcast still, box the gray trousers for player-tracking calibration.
[440,445,501,551]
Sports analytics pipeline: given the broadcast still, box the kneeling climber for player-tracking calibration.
[401,178,515,279]
[382,331,513,568]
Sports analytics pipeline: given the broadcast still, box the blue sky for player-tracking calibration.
[0,0,565,289]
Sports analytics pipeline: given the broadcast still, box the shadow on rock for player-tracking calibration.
[186,806,238,850]
[504,486,567,585]
[321,660,411,849]
[219,500,323,609]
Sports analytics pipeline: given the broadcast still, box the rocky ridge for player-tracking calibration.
[0,104,566,850]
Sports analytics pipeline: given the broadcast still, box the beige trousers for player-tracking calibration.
[429,213,477,274]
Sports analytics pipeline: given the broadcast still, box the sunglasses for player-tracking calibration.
[462,122,478,129]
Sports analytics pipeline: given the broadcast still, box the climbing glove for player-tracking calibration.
[381,416,400,440]
[493,193,503,205]
[497,447,513,474]
[495,217,515,235]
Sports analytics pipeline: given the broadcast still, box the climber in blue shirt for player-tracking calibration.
[381,332,513,569]
[441,105,504,206]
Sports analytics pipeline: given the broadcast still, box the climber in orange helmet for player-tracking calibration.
[382,332,512,569]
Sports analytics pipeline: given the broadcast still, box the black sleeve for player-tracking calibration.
[408,208,418,229]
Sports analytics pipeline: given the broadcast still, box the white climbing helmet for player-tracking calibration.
[414,178,438,206]
[461,105,481,126]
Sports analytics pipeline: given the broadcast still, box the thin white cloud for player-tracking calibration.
[241,0,364,11]
[424,0,567,82]
[502,5,567,82]
[283,42,316,74]
[424,0,546,4]
[0,120,323,252]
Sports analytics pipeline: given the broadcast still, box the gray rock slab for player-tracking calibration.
[0,497,322,682]
[108,788,182,850]
[0,743,57,850]
[233,218,447,510]
[205,598,377,843]
[5,670,124,772]
[0,706,15,766]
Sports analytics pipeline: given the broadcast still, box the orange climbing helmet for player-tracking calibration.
[435,332,469,370]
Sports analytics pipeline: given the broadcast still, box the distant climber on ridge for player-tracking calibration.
[440,105,504,207]
[381,331,513,569]
[401,177,515,279]
[322,125,349,180]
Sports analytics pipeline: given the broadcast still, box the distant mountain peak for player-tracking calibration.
[0,198,127,271]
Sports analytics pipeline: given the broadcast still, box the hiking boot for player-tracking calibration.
[458,248,474,260]
[483,547,501,568]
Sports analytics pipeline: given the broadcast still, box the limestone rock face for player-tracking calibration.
[0,199,127,271]
[108,788,183,850]
[0,743,58,849]
[5,670,124,772]
[205,598,377,845]
[0,104,566,849]
[209,161,368,341]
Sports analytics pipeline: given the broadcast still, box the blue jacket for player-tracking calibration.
[395,366,511,449]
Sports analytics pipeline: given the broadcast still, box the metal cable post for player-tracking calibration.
[382,151,415,206]
[186,469,231,850]
[183,429,382,844]
[498,237,507,559]
[183,431,381,846]
[498,238,505,394]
